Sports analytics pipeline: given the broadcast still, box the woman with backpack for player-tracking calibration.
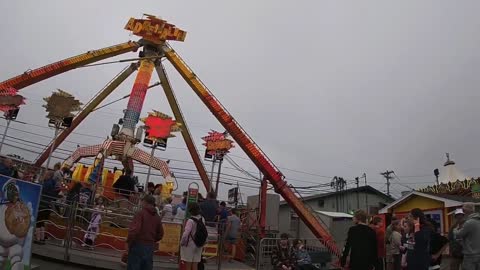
[181,202,208,270]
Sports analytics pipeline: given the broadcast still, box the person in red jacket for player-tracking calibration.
[126,195,164,270]
[370,216,386,270]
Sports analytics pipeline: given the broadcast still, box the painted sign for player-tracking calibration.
[228,187,239,204]
[424,209,444,233]
[0,176,42,270]
[0,87,24,112]
[141,111,181,142]
[158,223,182,253]
[472,184,480,199]
[124,16,186,43]
[202,130,234,155]
[185,187,198,219]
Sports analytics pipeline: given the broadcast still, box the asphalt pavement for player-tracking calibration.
[31,256,95,270]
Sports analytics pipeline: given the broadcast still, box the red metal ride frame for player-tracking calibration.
[162,44,341,258]
[0,42,139,91]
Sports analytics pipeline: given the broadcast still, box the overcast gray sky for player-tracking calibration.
[1,1,480,200]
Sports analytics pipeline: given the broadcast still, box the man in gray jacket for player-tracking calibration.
[457,203,480,270]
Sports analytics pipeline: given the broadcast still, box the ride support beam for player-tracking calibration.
[34,64,138,167]
[259,178,267,238]
[119,48,156,137]
[162,43,341,258]
[0,42,140,91]
[155,62,211,192]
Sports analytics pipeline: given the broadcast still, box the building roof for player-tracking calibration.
[428,193,480,203]
[315,210,353,218]
[280,185,394,206]
[378,191,480,214]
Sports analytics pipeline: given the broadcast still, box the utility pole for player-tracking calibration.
[331,176,346,212]
[380,170,394,197]
[363,173,368,212]
[355,177,360,209]
[214,156,223,198]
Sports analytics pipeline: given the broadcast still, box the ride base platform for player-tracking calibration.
[32,243,254,270]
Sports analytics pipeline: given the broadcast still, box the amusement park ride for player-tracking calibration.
[0,15,341,257]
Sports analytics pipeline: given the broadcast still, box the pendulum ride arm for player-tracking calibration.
[34,63,139,167]
[155,62,211,192]
[0,41,140,91]
[162,44,341,258]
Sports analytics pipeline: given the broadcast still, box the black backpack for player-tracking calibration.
[190,217,208,247]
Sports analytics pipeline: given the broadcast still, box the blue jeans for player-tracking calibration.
[127,243,154,270]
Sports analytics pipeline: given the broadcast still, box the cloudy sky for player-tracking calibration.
[1,1,480,200]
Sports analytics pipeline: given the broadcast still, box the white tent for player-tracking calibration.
[438,153,469,184]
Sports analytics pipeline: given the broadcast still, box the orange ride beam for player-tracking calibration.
[0,41,140,91]
[119,53,155,137]
[155,62,211,192]
[162,44,341,258]
[34,63,138,167]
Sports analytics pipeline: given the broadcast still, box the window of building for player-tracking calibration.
[290,211,299,232]
[318,199,325,208]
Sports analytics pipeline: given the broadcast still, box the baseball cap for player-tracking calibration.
[454,208,464,215]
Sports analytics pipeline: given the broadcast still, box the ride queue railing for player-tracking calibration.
[35,195,234,268]
[256,238,334,270]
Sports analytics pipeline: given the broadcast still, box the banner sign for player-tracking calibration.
[158,223,182,253]
[0,176,42,270]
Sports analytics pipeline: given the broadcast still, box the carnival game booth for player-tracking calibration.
[379,179,480,234]
[380,154,480,233]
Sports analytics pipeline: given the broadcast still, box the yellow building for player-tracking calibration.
[379,154,480,234]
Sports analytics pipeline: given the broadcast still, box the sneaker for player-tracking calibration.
[121,253,128,265]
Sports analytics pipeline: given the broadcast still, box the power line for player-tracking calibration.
[1,135,265,189]
[392,172,415,191]
[0,122,359,189]
[380,170,394,197]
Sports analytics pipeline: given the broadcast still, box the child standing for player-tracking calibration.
[83,197,105,248]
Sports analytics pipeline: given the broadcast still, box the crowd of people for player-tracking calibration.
[339,204,479,270]
[269,204,479,270]
[270,233,318,270]
[11,155,479,270]
[124,190,242,270]
[35,162,103,245]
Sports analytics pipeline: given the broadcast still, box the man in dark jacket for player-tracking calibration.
[126,195,164,270]
[113,169,135,198]
[0,158,18,178]
[341,210,377,270]
[456,203,480,270]
[271,233,295,270]
[200,191,218,226]
[449,208,465,270]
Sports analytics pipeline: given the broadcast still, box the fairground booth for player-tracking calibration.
[379,155,480,234]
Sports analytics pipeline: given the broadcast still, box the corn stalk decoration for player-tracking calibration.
[43,89,82,121]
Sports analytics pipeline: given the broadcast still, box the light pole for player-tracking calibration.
[0,118,11,155]
[145,144,157,189]
[43,89,82,171]
[0,108,20,155]
[45,121,61,170]
[214,152,224,198]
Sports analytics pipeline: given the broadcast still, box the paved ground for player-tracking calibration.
[32,256,93,270]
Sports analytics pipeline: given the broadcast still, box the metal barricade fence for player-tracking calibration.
[35,196,185,265]
[257,238,333,270]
